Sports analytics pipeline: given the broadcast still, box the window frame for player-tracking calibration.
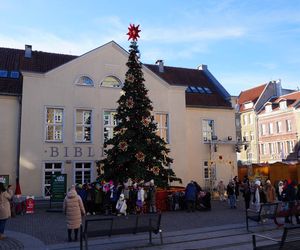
[286,120,292,132]
[42,161,64,198]
[45,106,64,142]
[74,108,93,143]
[103,110,118,143]
[75,75,95,87]
[202,119,215,142]
[155,112,170,143]
[100,75,123,88]
[73,161,93,185]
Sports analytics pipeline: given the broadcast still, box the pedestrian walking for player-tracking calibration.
[217,180,226,201]
[63,185,86,242]
[185,181,197,212]
[0,183,13,240]
[227,180,236,209]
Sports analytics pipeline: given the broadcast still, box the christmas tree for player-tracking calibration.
[100,24,180,187]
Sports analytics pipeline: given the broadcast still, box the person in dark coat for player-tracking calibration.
[227,180,236,209]
[185,181,197,212]
[283,180,299,223]
[241,175,251,209]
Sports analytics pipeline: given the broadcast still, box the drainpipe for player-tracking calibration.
[16,95,22,179]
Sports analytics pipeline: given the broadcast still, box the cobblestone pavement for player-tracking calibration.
[5,199,247,246]
[0,236,23,250]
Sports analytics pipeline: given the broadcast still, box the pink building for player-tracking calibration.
[258,92,300,163]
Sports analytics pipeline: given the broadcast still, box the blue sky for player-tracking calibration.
[1,0,300,95]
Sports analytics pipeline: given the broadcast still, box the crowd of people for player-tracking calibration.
[216,175,300,224]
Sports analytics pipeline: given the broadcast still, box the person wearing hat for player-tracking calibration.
[253,180,266,212]
[116,193,127,216]
[63,185,86,242]
[0,183,13,240]
[265,180,276,203]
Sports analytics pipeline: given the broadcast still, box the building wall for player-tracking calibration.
[258,109,298,162]
[0,95,20,184]
[19,43,188,197]
[186,107,237,188]
[240,110,259,163]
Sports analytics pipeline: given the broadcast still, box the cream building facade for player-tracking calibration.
[0,42,237,198]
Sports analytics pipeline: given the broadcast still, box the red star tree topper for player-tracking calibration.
[127,24,141,41]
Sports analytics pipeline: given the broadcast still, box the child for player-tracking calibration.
[116,194,127,216]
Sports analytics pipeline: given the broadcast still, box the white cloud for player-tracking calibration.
[142,26,245,43]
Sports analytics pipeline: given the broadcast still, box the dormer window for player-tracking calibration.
[76,76,94,86]
[279,100,287,110]
[265,104,272,113]
[101,76,122,88]
[244,102,253,109]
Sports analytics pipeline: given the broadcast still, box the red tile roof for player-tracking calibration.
[238,83,267,112]
[259,91,300,114]
[238,83,267,105]
[145,64,232,108]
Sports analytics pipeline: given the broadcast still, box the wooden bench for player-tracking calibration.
[80,213,163,250]
[252,224,300,249]
[246,203,279,231]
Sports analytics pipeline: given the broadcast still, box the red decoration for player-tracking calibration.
[15,178,22,196]
[127,24,141,41]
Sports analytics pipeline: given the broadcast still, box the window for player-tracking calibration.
[244,102,253,109]
[10,71,20,79]
[247,152,253,161]
[103,111,118,142]
[279,101,287,110]
[101,76,122,88]
[250,131,254,141]
[249,114,254,124]
[269,143,275,154]
[155,113,169,143]
[244,132,249,141]
[74,162,91,184]
[202,119,214,141]
[269,123,273,134]
[203,161,216,180]
[75,110,92,142]
[287,141,294,153]
[261,144,266,155]
[45,108,63,141]
[265,104,272,113]
[243,115,248,125]
[277,142,284,154]
[262,124,266,135]
[0,70,8,78]
[276,121,282,133]
[286,120,292,132]
[44,163,62,197]
[76,76,94,86]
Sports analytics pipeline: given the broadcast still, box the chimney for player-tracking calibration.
[197,64,207,71]
[155,59,164,73]
[276,79,282,97]
[25,44,32,58]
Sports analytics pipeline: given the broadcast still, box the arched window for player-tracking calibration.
[101,76,122,88]
[76,76,94,86]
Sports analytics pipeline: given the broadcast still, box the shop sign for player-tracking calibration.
[51,174,67,202]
